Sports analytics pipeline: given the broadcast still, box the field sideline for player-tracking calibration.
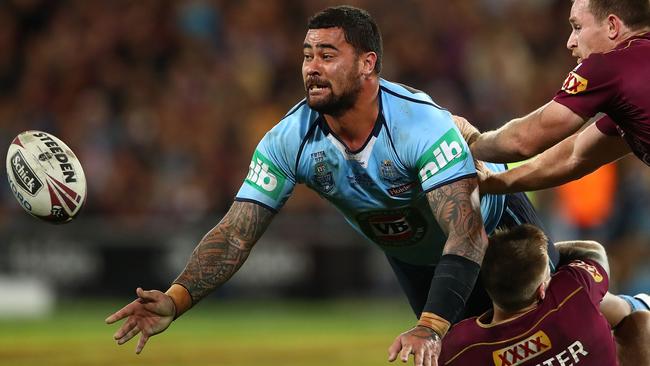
[0,299,415,366]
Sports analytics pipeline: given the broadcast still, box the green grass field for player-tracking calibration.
[0,299,415,366]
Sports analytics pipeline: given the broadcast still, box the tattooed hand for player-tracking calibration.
[388,326,442,366]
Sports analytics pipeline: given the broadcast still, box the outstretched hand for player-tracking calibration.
[388,326,442,366]
[105,287,175,354]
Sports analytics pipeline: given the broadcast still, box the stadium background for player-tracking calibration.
[0,0,648,365]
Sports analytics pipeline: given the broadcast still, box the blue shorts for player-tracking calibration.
[387,192,559,320]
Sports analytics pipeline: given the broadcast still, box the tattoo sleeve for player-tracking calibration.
[174,201,275,304]
[426,177,488,264]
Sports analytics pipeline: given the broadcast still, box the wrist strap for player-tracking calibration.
[417,312,450,337]
[165,283,192,320]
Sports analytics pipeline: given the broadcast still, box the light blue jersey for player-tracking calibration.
[237,79,505,265]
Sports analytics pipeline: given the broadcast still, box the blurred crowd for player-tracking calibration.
[0,0,648,291]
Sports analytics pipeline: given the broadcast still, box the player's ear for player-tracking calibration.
[536,280,548,302]
[360,52,377,77]
[606,14,621,40]
[536,284,545,301]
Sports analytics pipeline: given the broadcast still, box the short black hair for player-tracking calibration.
[307,5,383,74]
[584,0,650,30]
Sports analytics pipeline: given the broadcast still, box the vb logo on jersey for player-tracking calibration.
[245,150,286,199]
[561,71,588,94]
[357,208,427,247]
[417,129,466,183]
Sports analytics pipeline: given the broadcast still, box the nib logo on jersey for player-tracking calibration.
[245,150,286,200]
[417,129,466,183]
[10,151,43,196]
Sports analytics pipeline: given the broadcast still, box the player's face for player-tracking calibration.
[302,27,363,116]
[566,0,613,63]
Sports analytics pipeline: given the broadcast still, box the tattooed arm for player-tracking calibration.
[426,177,488,263]
[173,201,275,306]
[105,201,275,354]
[388,177,488,366]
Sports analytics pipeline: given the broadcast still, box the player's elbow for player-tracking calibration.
[510,131,545,159]
[565,154,598,181]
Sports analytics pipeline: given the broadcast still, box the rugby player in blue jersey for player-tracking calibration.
[107,6,574,365]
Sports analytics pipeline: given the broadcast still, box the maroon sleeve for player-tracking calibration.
[559,259,609,305]
[595,115,620,136]
[553,54,615,120]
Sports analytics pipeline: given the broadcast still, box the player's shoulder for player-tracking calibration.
[558,259,607,283]
[379,79,452,129]
[440,316,484,363]
[548,259,608,296]
[264,99,319,147]
[380,79,440,106]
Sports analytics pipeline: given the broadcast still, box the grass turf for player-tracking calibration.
[0,299,415,366]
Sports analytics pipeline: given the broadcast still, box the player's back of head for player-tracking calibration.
[584,0,650,30]
[307,5,383,74]
[482,224,549,312]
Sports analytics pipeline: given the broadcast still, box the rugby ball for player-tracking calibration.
[6,130,86,223]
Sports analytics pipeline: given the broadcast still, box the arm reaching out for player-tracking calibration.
[471,101,586,163]
[388,177,488,366]
[105,201,275,353]
[172,201,275,309]
[480,123,631,195]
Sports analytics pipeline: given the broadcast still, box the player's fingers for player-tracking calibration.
[388,338,402,362]
[400,344,413,363]
[136,287,157,302]
[117,326,141,345]
[135,333,150,354]
[105,303,134,324]
[414,347,425,366]
[113,318,137,339]
[424,348,432,366]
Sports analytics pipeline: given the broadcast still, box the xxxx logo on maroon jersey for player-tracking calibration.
[492,331,552,366]
[561,71,588,94]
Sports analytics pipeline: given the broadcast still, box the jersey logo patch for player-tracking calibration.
[417,129,466,183]
[357,208,427,247]
[245,150,286,199]
[568,260,603,283]
[492,331,552,366]
[314,162,335,193]
[561,71,588,94]
[380,160,399,183]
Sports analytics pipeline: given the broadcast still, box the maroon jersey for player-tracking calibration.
[440,260,616,366]
[553,32,650,165]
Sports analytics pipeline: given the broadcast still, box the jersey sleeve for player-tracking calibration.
[559,259,609,306]
[553,55,616,120]
[235,125,297,211]
[595,115,620,136]
[406,108,477,192]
